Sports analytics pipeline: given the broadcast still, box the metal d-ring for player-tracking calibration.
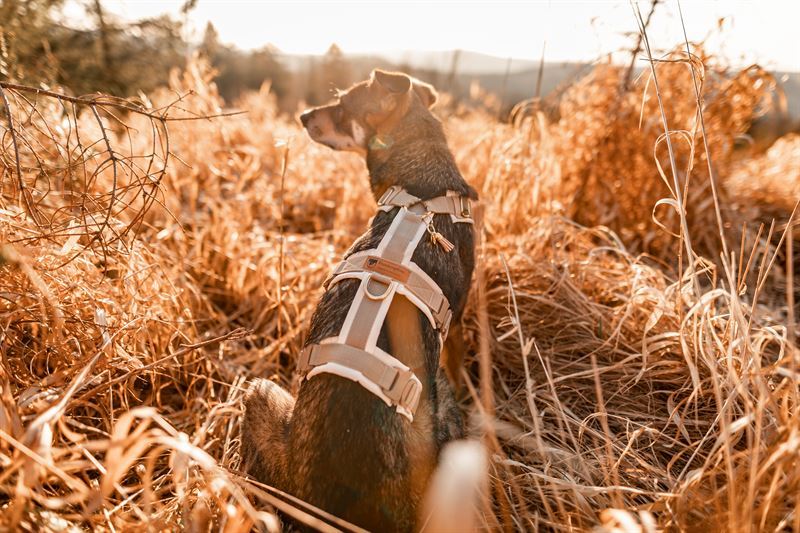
[364,274,393,300]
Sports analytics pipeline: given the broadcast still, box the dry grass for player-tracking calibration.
[1,49,798,532]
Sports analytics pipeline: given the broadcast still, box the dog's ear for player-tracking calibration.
[413,80,438,108]
[371,69,412,95]
[367,70,414,131]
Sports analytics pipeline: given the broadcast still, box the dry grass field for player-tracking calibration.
[1,47,799,531]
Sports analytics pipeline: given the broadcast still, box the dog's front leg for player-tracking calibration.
[441,321,467,391]
[241,378,294,489]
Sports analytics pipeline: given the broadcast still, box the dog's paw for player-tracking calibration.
[240,378,294,486]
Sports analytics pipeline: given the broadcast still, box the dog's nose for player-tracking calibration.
[300,110,313,127]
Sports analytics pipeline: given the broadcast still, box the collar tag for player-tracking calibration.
[368,135,393,150]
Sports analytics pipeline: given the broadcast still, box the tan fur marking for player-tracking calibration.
[351,120,367,146]
[441,321,466,391]
[385,296,426,388]
[385,296,437,501]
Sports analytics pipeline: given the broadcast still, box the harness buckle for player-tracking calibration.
[386,368,422,414]
[459,196,472,219]
[297,345,314,377]
[441,308,453,340]
[378,186,402,206]
[400,376,422,414]
[430,294,452,332]
[322,261,347,289]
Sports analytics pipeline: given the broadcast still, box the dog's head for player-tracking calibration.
[300,69,438,156]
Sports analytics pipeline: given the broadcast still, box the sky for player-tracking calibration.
[72,1,800,72]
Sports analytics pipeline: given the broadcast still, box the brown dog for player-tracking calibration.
[241,69,477,531]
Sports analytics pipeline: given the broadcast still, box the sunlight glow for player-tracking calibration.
[95,1,799,71]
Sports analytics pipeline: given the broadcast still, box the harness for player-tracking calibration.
[297,186,473,422]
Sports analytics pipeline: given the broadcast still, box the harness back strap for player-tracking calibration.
[297,188,473,421]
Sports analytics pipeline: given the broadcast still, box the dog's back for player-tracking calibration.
[287,204,471,529]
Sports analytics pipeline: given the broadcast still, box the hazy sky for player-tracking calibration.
[79,1,799,71]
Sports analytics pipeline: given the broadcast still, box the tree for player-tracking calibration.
[1,0,187,96]
[200,21,220,59]
[205,38,290,105]
[0,0,65,82]
[311,44,353,103]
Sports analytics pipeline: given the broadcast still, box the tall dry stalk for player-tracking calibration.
[1,46,797,531]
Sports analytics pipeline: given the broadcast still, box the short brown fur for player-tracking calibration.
[241,70,476,531]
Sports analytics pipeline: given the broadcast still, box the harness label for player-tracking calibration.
[363,255,411,283]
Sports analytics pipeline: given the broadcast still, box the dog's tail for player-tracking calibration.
[418,440,489,532]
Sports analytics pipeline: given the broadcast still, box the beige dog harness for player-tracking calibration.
[297,186,473,422]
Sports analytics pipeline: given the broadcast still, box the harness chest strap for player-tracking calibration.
[378,186,474,223]
[298,342,422,417]
[297,188,473,421]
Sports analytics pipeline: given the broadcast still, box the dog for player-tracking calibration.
[241,69,477,532]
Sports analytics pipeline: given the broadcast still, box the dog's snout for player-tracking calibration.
[300,110,313,127]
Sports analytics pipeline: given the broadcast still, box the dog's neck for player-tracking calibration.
[365,114,471,202]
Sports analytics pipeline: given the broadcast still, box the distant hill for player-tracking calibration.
[380,49,542,74]
[276,48,800,118]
